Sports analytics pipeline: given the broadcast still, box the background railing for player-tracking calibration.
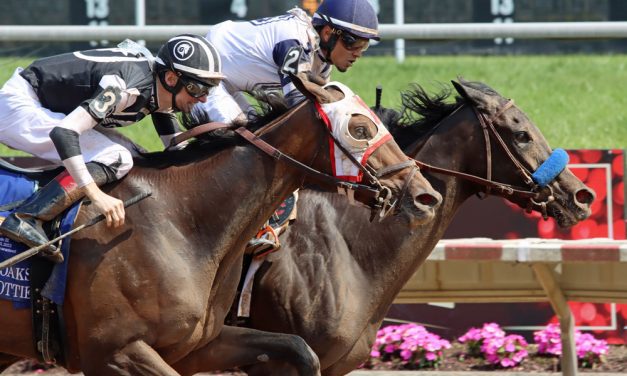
[3,21,627,63]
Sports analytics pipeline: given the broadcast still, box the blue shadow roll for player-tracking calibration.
[531,148,569,187]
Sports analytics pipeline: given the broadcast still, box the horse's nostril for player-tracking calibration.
[416,193,440,208]
[575,188,595,205]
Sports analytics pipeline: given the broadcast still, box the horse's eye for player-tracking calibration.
[513,131,531,144]
[351,125,369,140]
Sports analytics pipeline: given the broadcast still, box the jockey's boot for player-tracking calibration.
[245,222,280,259]
[0,171,83,263]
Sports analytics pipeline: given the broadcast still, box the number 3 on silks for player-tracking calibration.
[89,86,122,120]
[280,46,303,75]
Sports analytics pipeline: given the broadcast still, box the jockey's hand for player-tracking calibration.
[82,182,125,228]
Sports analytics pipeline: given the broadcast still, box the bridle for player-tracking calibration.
[170,100,417,220]
[409,99,559,219]
[312,101,419,220]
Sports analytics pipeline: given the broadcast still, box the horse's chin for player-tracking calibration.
[399,202,436,228]
[547,201,591,228]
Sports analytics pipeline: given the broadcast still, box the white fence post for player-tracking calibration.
[136,0,145,45]
[394,0,405,63]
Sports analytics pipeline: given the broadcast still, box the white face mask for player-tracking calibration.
[319,81,391,181]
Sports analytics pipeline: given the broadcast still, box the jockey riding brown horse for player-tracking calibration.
[0,75,441,375]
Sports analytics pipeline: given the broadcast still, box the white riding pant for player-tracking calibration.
[192,82,254,124]
[0,68,133,180]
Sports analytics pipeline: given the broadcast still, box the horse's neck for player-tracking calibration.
[357,106,490,309]
[127,103,328,262]
[415,105,486,206]
[406,105,488,234]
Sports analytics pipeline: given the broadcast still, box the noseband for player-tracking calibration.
[413,100,563,219]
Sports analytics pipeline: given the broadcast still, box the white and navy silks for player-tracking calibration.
[192,8,332,124]
[0,43,180,187]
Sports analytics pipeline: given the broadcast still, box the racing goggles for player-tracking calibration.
[338,31,369,52]
[181,77,218,98]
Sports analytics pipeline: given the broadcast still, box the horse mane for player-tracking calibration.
[377,83,465,150]
[134,92,290,169]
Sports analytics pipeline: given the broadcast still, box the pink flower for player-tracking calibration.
[460,324,528,368]
[384,344,395,353]
[366,323,450,369]
[534,323,609,368]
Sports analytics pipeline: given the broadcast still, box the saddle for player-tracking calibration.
[0,158,63,192]
[0,159,73,365]
[269,191,297,233]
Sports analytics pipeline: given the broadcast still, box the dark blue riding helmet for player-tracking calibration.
[312,0,380,41]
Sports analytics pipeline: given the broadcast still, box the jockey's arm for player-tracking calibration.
[152,111,184,150]
[275,40,331,107]
[191,82,248,125]
[48,86,137,227]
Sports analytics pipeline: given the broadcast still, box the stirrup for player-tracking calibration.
[0,215,64,264]
[246,225,280,259]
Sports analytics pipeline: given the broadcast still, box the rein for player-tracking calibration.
[169,101,408,213]
[168,121,237,147]
[411,100,557,219]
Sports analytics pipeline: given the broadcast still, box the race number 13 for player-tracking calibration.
[491,0,514,45]
[85,0,109,47]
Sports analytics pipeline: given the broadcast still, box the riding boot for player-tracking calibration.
[0,171,84,263]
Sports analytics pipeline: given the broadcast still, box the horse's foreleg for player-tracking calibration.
[320,332,375,376]
[173,325,320,376]
[81,340,180,376]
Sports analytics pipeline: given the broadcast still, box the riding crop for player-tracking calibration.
[0,190,152,270]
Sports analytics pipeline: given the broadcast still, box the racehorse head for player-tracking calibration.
[291,73,442,224]
[449,78,595,227]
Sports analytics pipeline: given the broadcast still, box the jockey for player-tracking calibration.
[0,34,225,262]
[191,0,379,124]
[190,0,379,257]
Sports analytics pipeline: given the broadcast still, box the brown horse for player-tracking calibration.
[0,77,442,375]
[197,79,596,376]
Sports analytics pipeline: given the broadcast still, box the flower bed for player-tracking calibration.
[361,322,625,372]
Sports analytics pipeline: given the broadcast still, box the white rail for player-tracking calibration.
[399,238,627,376]
[2,22,627,42]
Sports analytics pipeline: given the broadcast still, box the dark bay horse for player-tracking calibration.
[205,79,596,376]
[0,77,441,375]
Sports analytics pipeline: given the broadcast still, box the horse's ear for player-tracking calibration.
[451,78,492,111]
[290,72,334,104]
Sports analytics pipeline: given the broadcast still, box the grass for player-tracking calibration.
[0,54,626,156]
[339,55,627,150]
